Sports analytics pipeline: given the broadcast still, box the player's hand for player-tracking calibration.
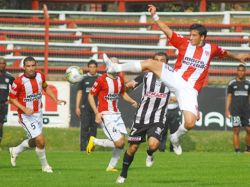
[57,99,66,105]
[95,113,103,124]
[148,5,157,16]
[23,107,34,115]
[131,101,138,108]
[236,53,250,63]
[225,110,231,118]
[126,80,138,89]
[75,107,81,118]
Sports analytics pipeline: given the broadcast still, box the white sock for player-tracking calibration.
[35,147,49,167]
[174,124,188,138]
[94,138,115,148]
[14,139,30,155]
[116,61,142,73]
[107,148,122,169]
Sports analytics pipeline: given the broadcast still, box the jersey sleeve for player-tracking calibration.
[120,75,125,94]
[133,73,144,88]
[40,72,48,89]
[213,45,228,58]
[76,78,85,91]
[90,77,102,96]
[169,32,188,49]
[227,81,234,94]
[9,78,21,99]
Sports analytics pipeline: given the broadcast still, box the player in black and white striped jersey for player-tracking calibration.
[116,52,170,183]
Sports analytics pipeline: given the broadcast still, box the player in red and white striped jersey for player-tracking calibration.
[87,58,137,172]
[8,56,66,173]
[103,6,250,161]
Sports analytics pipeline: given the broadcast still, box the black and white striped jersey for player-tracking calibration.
[134,72,170,124]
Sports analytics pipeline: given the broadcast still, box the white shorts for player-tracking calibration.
[19,111,43,138]
[160,64,198,117]
[101,113,127,142]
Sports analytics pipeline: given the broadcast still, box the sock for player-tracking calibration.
[107,148,122,169]
[117,61,142,73]
[147,148,154,156]
[14,139,30,155]
[235,148,240,153]
[120,151,134,178]
[35,147,49,167]
[174,124,188,138]
[94,138,115,148]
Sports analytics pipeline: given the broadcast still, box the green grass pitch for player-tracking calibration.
[0,127,250,187]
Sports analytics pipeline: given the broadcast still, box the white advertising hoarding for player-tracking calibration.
[5,81,70,128]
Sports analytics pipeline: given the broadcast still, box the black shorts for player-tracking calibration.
[0,102,8,124]
[128,122,165,144]
[231,112,250,127]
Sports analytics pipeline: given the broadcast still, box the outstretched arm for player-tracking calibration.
[121,92,138,108]
[227,51,250,63]
[148,4,173,39]
[43,85,66,105]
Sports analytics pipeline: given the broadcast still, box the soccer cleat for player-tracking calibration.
[116,176,126,184]
[146,155,154,167]
[170,134,182,155]
[86,136,96,154]
[9,147,17,167]
[106,167,118,172]
[103,53,116,73]
[42,165,53,173]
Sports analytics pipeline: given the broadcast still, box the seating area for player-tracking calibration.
[0,9,249,82]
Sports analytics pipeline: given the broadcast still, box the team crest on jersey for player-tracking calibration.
[244,85,249,90]
[5,78,9,83]
[205,51,210,56]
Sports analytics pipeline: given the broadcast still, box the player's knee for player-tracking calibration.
[127,144,139,155]
[35,134,45,148]
[148,140,159,151]
[114,139,125,149]
[184,118,196,129]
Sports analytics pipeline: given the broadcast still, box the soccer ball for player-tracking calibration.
[65,66,84,84]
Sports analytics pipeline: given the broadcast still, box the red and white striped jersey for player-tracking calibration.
[90,73,125,113]
[9,71,47,114]
[169,32,227,92]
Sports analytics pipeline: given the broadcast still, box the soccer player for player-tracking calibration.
[116,52,171,183]
[87,58,138,172]
[225,64,250,153]
[103,4,250,154]
[0,57,15,145]
[8,56,66,173]
[75,60,101,152]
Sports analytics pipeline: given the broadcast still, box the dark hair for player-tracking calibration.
[237,63,246,70]
[87,60,98,67]
[189,24,207,38]
[153,52,169,61]
[23,56,36,66]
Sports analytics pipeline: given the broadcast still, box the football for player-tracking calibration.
[65,66,84,84]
